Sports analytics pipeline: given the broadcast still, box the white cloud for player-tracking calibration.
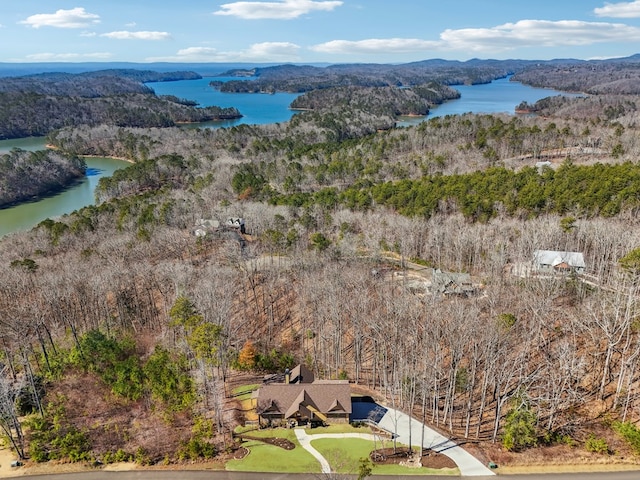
[145,46,219,62]
[312,20,640,56]
[440,20,640,52]
[146,42,300,62]
[125,22,137,27]
[80,31,97,37]
[25,52,113,61]
[101,31,172,40]
[312,38,440,55]
[20,7,100,29]
[594,0,640,18]
[245,41,300,57]
[214,0,342,19]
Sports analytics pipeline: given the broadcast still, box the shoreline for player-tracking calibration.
[0,153,132,214]
[46,144,136,164]
[80,153,135,164]
[174,114,243,125]
[0,173,87,211]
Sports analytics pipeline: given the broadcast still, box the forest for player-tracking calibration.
[0,69,201,96]
[0,70,240,140]
[211,58,525,93]
[289,82,460,118]
[2,57,640,469]
[0,150,86,207]
[511,56,640,94]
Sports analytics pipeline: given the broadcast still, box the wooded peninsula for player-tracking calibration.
[2,56,640,474]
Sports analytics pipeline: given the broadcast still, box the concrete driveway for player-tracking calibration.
[376,406,495,476]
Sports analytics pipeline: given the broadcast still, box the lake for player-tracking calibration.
[0,140,130,237]
[0,76,575,237]
[0,136,51,152]
[151,75,577,127]
[399,76,580,126]
[147,77,301,127]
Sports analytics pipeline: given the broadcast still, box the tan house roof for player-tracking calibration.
[256,381,351,418]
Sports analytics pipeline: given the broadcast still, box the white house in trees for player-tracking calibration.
[533,250,586,274]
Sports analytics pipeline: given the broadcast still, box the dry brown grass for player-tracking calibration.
[46,371,194,463]
[476,440,640,474]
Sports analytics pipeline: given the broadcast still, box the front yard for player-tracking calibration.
[312,437,459,476]
[228,425,459,475]
[227,427,320,473]
[228,383,459,475]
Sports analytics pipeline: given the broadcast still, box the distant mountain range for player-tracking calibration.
[0,62,294,78]
[1,54,639,78]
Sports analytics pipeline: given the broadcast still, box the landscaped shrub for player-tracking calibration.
[102,448,133,464]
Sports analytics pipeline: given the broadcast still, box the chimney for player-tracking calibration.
[284,368,290,384]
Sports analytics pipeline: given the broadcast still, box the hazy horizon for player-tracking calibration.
[3,1,640,65]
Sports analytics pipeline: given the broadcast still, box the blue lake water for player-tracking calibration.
[0,76,576,237]
[150,75,577,127]
[399,76,579,126]
[147,77,301,127]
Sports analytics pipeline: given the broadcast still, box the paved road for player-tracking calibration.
[11,407,640,479]
[376,406,494,476]
[17,470,640,480]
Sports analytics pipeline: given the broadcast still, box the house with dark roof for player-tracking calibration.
[226,217,246,234]
[263,364,315,385]
[253,365,351,426]
[430,268,475,296]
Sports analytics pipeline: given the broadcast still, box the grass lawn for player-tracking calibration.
[304,423,373,435]
[231,383,259,400]
[311,438,459,476]
[234,427,298,439]
[227,428,320,473]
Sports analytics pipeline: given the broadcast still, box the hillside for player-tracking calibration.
[512,61,640,94]
[290,82,460,117]
[0,70,240,140]
[0,149,86,207]
[2,59,640,471]
[213,60,515,93]
[0,69,201,96]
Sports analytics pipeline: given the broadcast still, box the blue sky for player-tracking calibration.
[3,1,640,64]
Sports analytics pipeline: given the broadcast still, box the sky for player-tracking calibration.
[3,1,640,64]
